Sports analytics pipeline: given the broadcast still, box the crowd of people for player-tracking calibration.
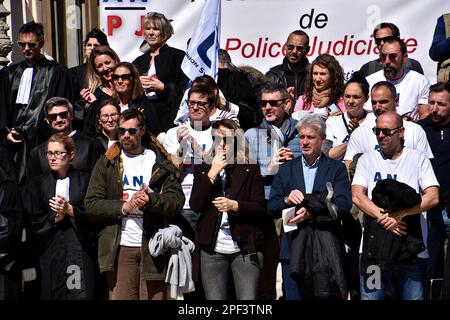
[0,11,449,301]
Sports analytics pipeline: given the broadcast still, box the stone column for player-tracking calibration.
[0,0,12,70]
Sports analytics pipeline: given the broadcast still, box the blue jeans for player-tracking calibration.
[360,258,428,300]
[200,250,263,300]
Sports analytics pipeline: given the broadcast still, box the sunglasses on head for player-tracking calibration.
[286,44,307,52]
[17,41,40,49]
[47,111,69,121]
[117,126,141,135]
[374,36,392,46]
[259,99,286,108]
[112,73,133,81]
[372,126,401,136]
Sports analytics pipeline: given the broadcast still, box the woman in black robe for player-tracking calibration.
[22,133,97,299]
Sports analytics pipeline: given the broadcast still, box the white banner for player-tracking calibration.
[100,0,448,83]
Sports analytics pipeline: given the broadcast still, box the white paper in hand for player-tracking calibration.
[282,207,298,233]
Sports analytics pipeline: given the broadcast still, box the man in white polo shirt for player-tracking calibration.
[344,81,432,170]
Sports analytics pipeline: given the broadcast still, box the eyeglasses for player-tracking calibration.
[117,127,141,135]
[112,73,133,81]
[100,113,119,121]
[17,41,40,49]
[286,44,307,52]
[259,99,287,108]
[380,53,400,62]
[372,126,402,136]
[47,111,70,122]
[187,100,209,109]
[45,151,68,159]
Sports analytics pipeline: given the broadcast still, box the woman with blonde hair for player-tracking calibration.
[132,12,188,133]
[80,46,121,105]
[190,119,265,300]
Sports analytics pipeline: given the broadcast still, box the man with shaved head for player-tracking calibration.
[352,110,440,300]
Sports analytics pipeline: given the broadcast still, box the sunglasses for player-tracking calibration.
[47,111,70,122]
[372,126,402,136]
[117,126,141,135]
[380,53,401,62]
[112,73,133,81]
[187,100,209,109]
[286,44,307,52]
[100,113,119,121]
[259,99,286,108]
[17,41,40,49]
[374,36,392,46]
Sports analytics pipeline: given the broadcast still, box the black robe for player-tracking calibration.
[25,131,103,182]
[22,169,97,300]
[0,57,74,182]
[217,68,262,131]
[82,94,161,137]
[0,144,22,299]
[133,44,189,133]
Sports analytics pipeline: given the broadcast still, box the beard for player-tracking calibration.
[431,113,446,125]
[383,67,398,79]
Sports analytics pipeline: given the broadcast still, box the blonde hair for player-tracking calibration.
[205,119,249,165]
[87,45,121,94]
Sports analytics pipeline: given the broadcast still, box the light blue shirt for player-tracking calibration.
[302,155,321,193]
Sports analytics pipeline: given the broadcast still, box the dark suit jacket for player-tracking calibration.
[25,132,104,182]
[267,155,352,259]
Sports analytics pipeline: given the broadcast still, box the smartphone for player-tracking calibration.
[327,104,340,113]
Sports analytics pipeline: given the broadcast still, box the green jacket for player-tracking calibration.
[84,137,185,280]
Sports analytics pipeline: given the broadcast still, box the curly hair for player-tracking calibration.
[304,54,344,106]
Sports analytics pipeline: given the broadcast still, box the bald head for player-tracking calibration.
[377,110,403,128]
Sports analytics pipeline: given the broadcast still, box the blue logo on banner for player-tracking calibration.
[197,31,215,68]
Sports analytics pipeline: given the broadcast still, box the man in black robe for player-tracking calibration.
[0,21,73,183]
[25,97,103,181]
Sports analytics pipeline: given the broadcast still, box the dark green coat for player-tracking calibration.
[84,138,184,280]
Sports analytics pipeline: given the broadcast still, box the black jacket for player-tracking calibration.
[25,131,103,182]
[265,57,309,101]
[217,68,262,131]
[133,44,189,133]
[0,145,21,273]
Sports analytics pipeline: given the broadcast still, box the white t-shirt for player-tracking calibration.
[344,113,433,161]
[364,69,430,118]
[120,149,156,247]
[214,170,240,254]
[163,123,213,209]
[326,112,371,148]
[352,148,439,258]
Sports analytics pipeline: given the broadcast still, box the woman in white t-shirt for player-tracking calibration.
[325,72,370,160]
[190,119,265,300]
